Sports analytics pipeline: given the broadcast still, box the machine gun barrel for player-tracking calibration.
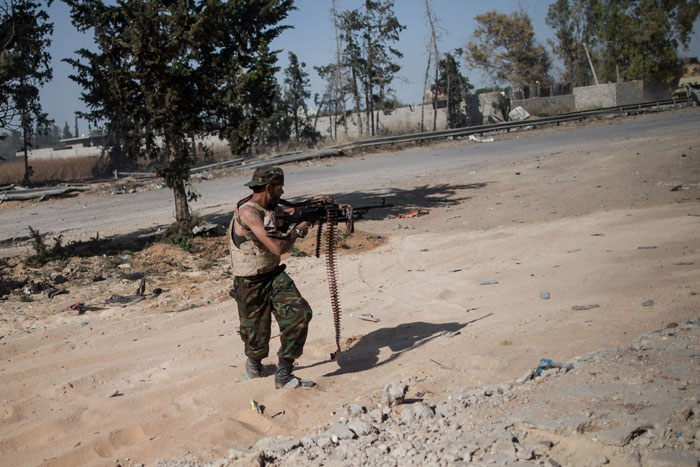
[275,198,392,234]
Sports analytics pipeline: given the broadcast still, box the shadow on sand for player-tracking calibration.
[296,314,493,376]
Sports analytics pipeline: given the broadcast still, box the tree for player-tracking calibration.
[433,49,473,129]
[590,0,700,84]
[0,0,53,185]
[422,0,441,132]
[62,121,71,139]
[314,62,341,139]
[335,1,404,137]
[336,8,365,135]
[65,0,293,235]
[283,51,311,143]
[360,0,404,136]
[546,0,596,86]
[465,10,551,88]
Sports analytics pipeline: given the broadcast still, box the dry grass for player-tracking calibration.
[0,156,101,185]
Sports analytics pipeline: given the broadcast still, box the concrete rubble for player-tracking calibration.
[155,316,700,467]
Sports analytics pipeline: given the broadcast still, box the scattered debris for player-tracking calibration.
[398,210,430,219]
[381,381,408,408]
[110,390,124,397]
[250,399,264,414]
[46,287,68,299]
[480,280,499,285]
[637,246,657,250]
[355,313,379,323]
[468,135,495,143]
[106,294,146,307]
[69,302,86,314]
[540,290,550,300]
[508,106,530,121]
[535,358,573,376]
[572,304,600,311]
[642,299,654,307]
[192,223,222,236]
[271,411,285,419]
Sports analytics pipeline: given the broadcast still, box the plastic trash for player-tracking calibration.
[540,290,550,300]
[536,358,573,376]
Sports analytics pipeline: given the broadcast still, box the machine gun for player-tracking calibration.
[275,198,392,244]
[275,198,392,360]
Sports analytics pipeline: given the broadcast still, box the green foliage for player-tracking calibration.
[432,49,473,129]
[0,0,54,185]
[546,0,596,86]
[589,0,700,84]
[465,10,551,88]
[161,233,191,252]
[19,294,32,302]
[284,51,312,143]
[64,0,294,234]
[547,1,699,85]
[474,87,502,95]
[337,0,405,137]
[26,225,64,267]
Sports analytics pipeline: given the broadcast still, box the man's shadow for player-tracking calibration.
[298,314,492,376]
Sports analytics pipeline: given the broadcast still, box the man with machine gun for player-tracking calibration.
[228,166,324,389]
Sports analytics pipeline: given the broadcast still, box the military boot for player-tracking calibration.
[275,358,316,389]
[245,357,264,379]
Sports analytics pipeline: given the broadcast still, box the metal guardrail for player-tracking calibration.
[104,96,695,179]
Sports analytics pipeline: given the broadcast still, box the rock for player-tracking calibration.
[369,408,384,423]
[595,423,652,447]
[299,436,315,448]
[645,450,698,467]
[437,401,457,419]
[412,402,435,420]
[381,381,408,407]
[347,420,374,437]
[345,404,365,418]
[327,421,356,440]
[516,369,535,384]
[316,436,331,448]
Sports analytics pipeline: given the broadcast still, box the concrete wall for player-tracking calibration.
[314,104,449,139]
[573,80,644,110]
[511,94,575,116]
[15,144,104,161]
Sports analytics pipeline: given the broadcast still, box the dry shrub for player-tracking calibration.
[0,156,100,185]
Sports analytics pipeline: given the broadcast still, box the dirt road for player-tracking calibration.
[0,109,699,466]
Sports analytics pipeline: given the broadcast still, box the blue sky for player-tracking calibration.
[41,0,700,134]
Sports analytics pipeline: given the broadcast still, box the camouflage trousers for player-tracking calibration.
[231,265,312,362]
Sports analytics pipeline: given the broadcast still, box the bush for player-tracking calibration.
[26,226,64,267]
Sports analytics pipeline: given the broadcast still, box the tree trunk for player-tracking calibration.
[168,139,191,236]
[350,66,363,136]
[332,0,349,138]
[22,111,31,186]
[421,51,431,132]
[173,178,191,236]
[425,0,440,132]
[446,65,451,128]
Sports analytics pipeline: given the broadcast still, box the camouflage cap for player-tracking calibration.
[245,167,284,187]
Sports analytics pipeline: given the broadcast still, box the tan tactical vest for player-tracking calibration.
[228,201,281,277]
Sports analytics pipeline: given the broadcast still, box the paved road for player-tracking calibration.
[2,110,699,244]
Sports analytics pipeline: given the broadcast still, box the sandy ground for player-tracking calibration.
[1,111,699,466]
